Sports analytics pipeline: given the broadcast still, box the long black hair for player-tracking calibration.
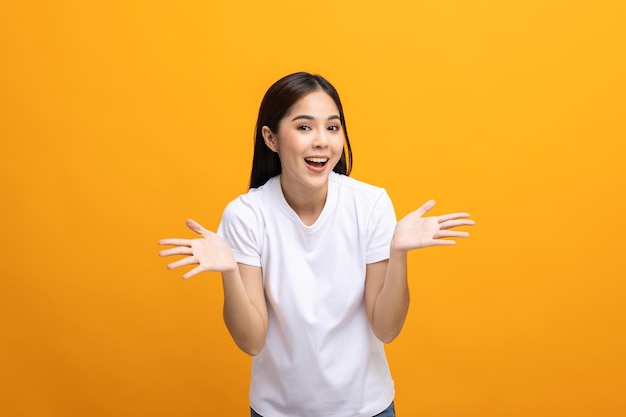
[249,72,353,189]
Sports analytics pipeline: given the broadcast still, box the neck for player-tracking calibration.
[279,177,328,226]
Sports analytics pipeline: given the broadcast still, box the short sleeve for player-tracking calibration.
[217,197,263,267]
[365,190,397,264]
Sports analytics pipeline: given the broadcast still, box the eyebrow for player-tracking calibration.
[291,114,341,122]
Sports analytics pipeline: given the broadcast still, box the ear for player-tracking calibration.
[262,126,279,153]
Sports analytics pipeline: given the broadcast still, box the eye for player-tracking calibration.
[298,125,312,131]
[327,125,340,131]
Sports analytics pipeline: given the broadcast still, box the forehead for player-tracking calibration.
[285,90,339,118]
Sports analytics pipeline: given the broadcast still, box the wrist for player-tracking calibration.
[221,262,239,276]
[389,243,408,258]
[390,233,409,256]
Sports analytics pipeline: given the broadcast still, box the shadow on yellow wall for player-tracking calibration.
[1,1,625,416]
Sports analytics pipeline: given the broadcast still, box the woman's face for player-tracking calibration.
[262,90,344,196]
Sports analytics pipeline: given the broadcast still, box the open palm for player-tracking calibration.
[159,219,237,279]
[392,200,474,252]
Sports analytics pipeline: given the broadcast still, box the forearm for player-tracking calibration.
[221,268,267,356]
[371,247,410,343]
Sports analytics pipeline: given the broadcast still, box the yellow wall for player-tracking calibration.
[1,1,625,416]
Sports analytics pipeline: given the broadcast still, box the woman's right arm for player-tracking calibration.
[159,219,268,356]
[222,263,268,356]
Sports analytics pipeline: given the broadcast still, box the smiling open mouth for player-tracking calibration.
[305,157,329,168]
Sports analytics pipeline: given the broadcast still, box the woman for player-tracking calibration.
[159,72,474,416]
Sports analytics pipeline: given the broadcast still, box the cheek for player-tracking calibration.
[333,136,346,153]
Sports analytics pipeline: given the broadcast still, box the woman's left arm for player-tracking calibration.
[365,199,474,343]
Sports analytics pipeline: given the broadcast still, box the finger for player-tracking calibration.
[437,212,472,223]
[167,256,197,270]
[159,247,193,257]
[183,265,205,280]
[159,238,192,247]
[415,199,436,217]
[439,219,476,229]
[435,230,470,239]
[186,219,212,236]
[429,239,456,246]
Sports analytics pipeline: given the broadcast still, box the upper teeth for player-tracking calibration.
[306,158,328,163]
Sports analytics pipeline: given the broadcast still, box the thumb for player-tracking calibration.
[415,199,436,217]
[186,218,210,236]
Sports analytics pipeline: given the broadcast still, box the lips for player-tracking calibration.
[304,157,329,168]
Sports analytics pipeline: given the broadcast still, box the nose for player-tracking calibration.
[312,129,329,149]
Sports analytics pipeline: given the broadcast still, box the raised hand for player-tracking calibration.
[158,219,237,279]
[392,199,474,252]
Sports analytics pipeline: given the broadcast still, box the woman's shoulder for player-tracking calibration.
[329,173,395,219]
[330,172,387,197]
[222,176,277,218]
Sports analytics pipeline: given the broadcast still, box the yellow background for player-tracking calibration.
[1,1,625,416]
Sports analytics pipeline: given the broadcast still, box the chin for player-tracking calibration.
[302,172,331,188]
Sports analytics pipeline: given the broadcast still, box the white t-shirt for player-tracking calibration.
[218,172,397,417]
